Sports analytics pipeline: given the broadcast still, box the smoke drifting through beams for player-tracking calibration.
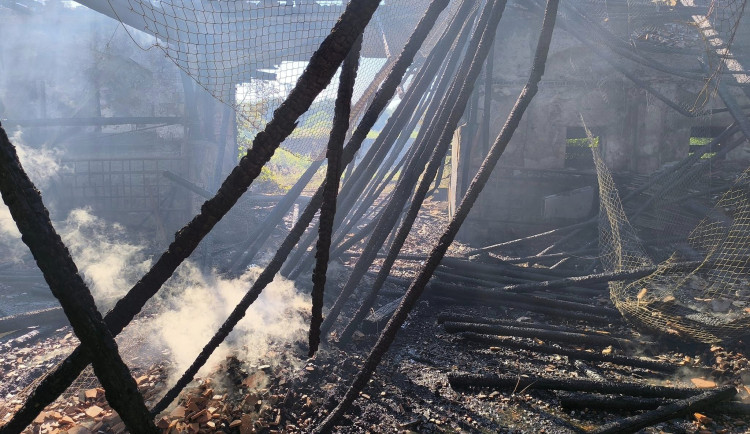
[58,211,312,386]
[0,130,64,261]
[144,264,311,385]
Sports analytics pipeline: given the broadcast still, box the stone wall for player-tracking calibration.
[449,5,741,245]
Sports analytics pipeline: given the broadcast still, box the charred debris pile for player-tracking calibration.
[2,0,750,433]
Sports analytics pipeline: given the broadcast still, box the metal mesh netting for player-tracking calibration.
[596,129,750,343]
[80,0,461,159]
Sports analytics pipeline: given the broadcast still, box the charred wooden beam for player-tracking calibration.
[458,332,678,373]
[562,392,750,415]
[438,297,614,324]
[447,372,704,399]
[433,282,618,316]
[591,386,737,434]
[309,37,361,356]
[437,313,603,332]
[443,322,637,347]
[488,261,701,294]
[559,392,665,412]
[441,256,585,279]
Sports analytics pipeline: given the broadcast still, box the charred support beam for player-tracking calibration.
[0,2,382,431]
[146,0,450,415]
[431,281,618,316]
[447,373,704,399]
[437,296,613,324]
[562,391,750,415]
[458,332,677,373]
[321,0,504,337]
[486,261,700,293]
[0,126,158,433]
[279,0,462,279]
[559,392,666,412]
[592,386,737,434]
[309,37,361,356]
[313,1,559,431]
[436,313,604,332]
[286,0,478,280]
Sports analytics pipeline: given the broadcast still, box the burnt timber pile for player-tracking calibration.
[2,0,750,433]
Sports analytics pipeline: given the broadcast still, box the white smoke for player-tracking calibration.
[59,208,152,310]
[53,207,311,379]
[146,264,311,381]
[0,130,64,261]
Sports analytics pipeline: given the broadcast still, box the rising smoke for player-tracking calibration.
[0,130,64,262]
[54,207,312,382]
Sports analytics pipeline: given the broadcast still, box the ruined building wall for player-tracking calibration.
[450,6,739,244]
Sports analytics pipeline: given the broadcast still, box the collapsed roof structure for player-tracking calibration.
[1,0,750,432]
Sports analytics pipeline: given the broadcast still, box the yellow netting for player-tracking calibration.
[595,128,750,343]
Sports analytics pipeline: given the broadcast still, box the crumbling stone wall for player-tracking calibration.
[450,5,739,244]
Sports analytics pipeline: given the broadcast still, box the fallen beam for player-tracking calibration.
[559,392,664,412]
[561,391,750,415]
[437,312,606,331]
[447,372,704,399]
[431,282,618,317]
[591,386,737,434]
[458,332,678,373]
[443,322,638,347]
[433,290,615,325]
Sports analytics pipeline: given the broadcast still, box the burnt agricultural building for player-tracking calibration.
[2,1,750,433]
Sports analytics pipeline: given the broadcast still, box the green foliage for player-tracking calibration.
[290,101,334,138]
[237,98,327,193]
[689,137,716,159]
[238,132,320,193]
[689,136,713,146]
[566,136,599,148]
